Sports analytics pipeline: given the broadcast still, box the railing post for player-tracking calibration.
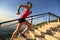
[31,17,33,25]
[57,17,60,23]
[0,23,1,27]
[31,17,33,28]
[47,13,50,24]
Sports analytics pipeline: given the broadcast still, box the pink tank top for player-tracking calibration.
[20,9,30,18]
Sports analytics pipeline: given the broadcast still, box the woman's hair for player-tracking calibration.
[27,2,32,6]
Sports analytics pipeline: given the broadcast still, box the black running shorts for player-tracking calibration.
[18,18,26,23]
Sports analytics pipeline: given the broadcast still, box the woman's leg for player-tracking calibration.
[21,21,32,34]
[10,23,22,40]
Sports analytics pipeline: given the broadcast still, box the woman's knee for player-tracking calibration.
[28,24,32,29]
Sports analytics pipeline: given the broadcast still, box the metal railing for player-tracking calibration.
[0,12,60,27]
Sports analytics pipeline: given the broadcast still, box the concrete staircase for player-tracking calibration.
[13,22,60,40]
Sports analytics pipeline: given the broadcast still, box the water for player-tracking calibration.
[0,25,25,38]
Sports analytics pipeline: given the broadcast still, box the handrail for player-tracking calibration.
[48,12,60,18]
[0,13,48,24]
[0,12,60,24]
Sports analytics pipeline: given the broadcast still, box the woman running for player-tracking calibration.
[10,2,32,40]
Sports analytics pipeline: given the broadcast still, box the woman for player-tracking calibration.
[10,2,32,40]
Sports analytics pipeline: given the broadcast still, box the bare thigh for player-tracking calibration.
[22,20,32,28]
[15,23,22,33]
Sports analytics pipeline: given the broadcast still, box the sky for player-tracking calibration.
[0,0,60,22]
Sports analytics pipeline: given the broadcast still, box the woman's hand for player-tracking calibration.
[16,11,20,15]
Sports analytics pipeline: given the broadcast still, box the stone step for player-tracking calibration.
[53,32,60,40]
[13,31,60,40]
[38,27,50,33]
[45,34,58,40]
[36,37,46,40]
[13,22,60,40]
[31,29,41,36]
[25,30,35,40]
[13,36,26,40]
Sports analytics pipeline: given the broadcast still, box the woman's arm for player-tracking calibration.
[17,5,27,11]
[16,5,27,15]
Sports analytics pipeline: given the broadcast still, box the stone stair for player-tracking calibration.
[13,22,60,40]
